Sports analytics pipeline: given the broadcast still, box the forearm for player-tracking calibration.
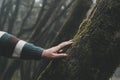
[0,31,44,60]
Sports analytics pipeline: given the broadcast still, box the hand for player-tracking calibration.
[41,40,73,58]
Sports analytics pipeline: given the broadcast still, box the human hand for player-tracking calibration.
[41,40,73,58]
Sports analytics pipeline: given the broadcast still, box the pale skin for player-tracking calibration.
[41,40,73,58]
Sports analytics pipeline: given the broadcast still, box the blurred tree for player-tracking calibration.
[0,0,40,80]
[0,0,82,80]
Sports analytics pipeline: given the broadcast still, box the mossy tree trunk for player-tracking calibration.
[32,0,92,80]
[52,0,92,45]
[38,0,120,80]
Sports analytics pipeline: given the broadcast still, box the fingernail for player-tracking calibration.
[64,54,68,56]
[69,39,72,41]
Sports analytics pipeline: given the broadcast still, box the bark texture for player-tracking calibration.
[38,0,120,80]
[32,0,92,80]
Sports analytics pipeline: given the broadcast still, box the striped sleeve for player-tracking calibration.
[0,31,44,60]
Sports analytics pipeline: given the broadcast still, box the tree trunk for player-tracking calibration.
[20,61,32,80]
[51,0,92,45]
[17,0,35,37]
[2,60,21,80]
[8,0,20,33]
[31,0,61,43]
[37,0,120,80]
[31,0,92,80]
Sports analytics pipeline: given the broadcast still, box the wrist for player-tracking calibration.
[41,49,48,58]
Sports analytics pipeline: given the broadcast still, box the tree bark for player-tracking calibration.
[51,0,92,45]
[31,0,92,80]
[37,0,120,80]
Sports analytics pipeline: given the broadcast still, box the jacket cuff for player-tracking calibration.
[20,43,44,60]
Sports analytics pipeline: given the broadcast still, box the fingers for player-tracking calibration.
[52,53,68,58]
[47,40,73,52]
[42,50,68,58]
[58,49,63,53]
[42,40,73,58]
[54,40,73,52]
[59,40,73,48]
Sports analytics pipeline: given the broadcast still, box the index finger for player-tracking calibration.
[48,40,73,52]
[58,40,73,48]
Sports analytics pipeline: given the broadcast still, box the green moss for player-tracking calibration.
[71,0,99,47]
[72,19,91,46]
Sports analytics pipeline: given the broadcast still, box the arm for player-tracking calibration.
[0,31,72,60]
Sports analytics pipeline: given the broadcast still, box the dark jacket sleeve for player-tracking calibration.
[0,31,44,60]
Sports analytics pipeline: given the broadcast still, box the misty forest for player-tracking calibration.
[0,0,120,80]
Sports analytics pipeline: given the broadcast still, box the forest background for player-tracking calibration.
[0,0,120,80]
